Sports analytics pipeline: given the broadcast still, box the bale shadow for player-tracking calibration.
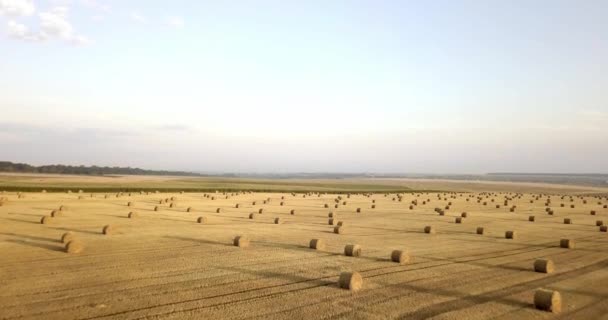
[5,239,64,252]
[48,226,100,235]
[3,217,40,225]
[163,235,233,247]
[0,232,61,243]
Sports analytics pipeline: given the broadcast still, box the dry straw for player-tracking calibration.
[338,272,363,291]
[534,289,561,313]
[534,259,554,273]
[334,226,344,234]
[102,225,113,235]
[560,239,574,249]
[344,244,362,257]
[65,240,85,254]
[128,212,138,218]
[309,239,325,250]
[197,216,208,223]
[61,231,75,243]
[390,250,409,264]
[40,216,53,224]
[233,235,249,247]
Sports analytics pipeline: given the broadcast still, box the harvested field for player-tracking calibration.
[1,187,608,319]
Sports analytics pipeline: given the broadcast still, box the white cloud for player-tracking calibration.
[80,0,110,13]
[165,16,184,28]
[39,6,73,38]
[0,0,35,16]
[6,19,27,37]
[130,12,146,24]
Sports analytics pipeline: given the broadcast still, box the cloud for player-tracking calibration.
[0,0,35,17]
[165,16,184,28]
[130,12,146,24]
[6,19,27,37]
[79,0,110,13]
[39,6,73,38]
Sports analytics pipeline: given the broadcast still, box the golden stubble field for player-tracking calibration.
[1,189,608,320]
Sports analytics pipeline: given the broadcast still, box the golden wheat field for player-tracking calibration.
[2,183,608,319]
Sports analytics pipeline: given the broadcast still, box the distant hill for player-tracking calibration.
[0,161,202,177]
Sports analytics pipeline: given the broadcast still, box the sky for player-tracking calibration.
[0,0,607,173]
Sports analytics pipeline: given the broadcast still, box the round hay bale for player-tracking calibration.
[596,220,604,226]
[344,244,362,257]
[338,272,363,291]
[590,210,596,215]
[61,231,75,243]
[409,205,414,210]
[187,207,193,212]
[309,239,325,250]
[233,235,249,247]
[65,240,85,254]
[424,226,435,234]
[249,213,256,219]
[601,225,608,232]
[548,210,554,215]
[128,212,138,218]
[328,218,335,225]
[334,204,339,208]
[371,204,376,209]
[563,218,572,224]
[505,231,516,239]
[216,208,222,213]
[328,212,335,218]
[235,204,240,208]
[50,210,62,217]
[154,206,159,211]
[197,216,208,223]
[170,203,176,208]
[102,225,113,235]
[337,221,344,226]
[127,202,133,207]
[534,259,554,273]
[476,227,484,235]
[356,208,361,213]
[455,217,463,224]
[529,215,535,222]
[534,289,561,313]
[258,208,264,214]
[324,204,329,208]
[390,250,409,264]
[570,204,575,208]
[290,209,295,215]
[333,226,343,234]
[59,205,68,211]
[461,212,468,218]
[560,239,574,249]
[274,217,281,224]
[40,216,53,224]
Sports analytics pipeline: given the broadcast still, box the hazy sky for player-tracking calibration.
[1,0,607,173]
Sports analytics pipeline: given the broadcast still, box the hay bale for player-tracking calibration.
[338,272,363,291]
[529,215,535,222]
[59,205,68,211]
[280,202,284,206]
[390,250,409,264]
[424,226,435,234]
[333,226,343,234]
[216,208,222,213]
[197,216,208,223]
[50,210,62,217]
[127,202,133,207]
[309,239,325,250]
[344,244,362,257]
[128,212,138,218]
[328,218,335,225]
[534,259,554,273]
[235,204,240,208]
[476,227,484,235]
[328,212,335,218]
[274,217,281,224]
[601,225,608,232]
[590,210,596,215]
[40,216,53,224]
[102,225,114,235]
[563,218,572,224]
[356,208,361,213]
[560,239,574,249]
[170,203,176,208]
[461,212,468,218]
[534,289,561,313]
[233,235,249,247]
[290,209,295,215]
[505,231,516,239]
[455,217,463,224]
[337,221,344,226]
[154,206,159,211]
[61,231,75,243]
[596,220,603,226]
[258,208,264,214]
[249,213,256,219]
[65,240,85,254]
[187,207,193,212]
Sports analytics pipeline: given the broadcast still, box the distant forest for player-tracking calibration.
[0,161,201,176]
